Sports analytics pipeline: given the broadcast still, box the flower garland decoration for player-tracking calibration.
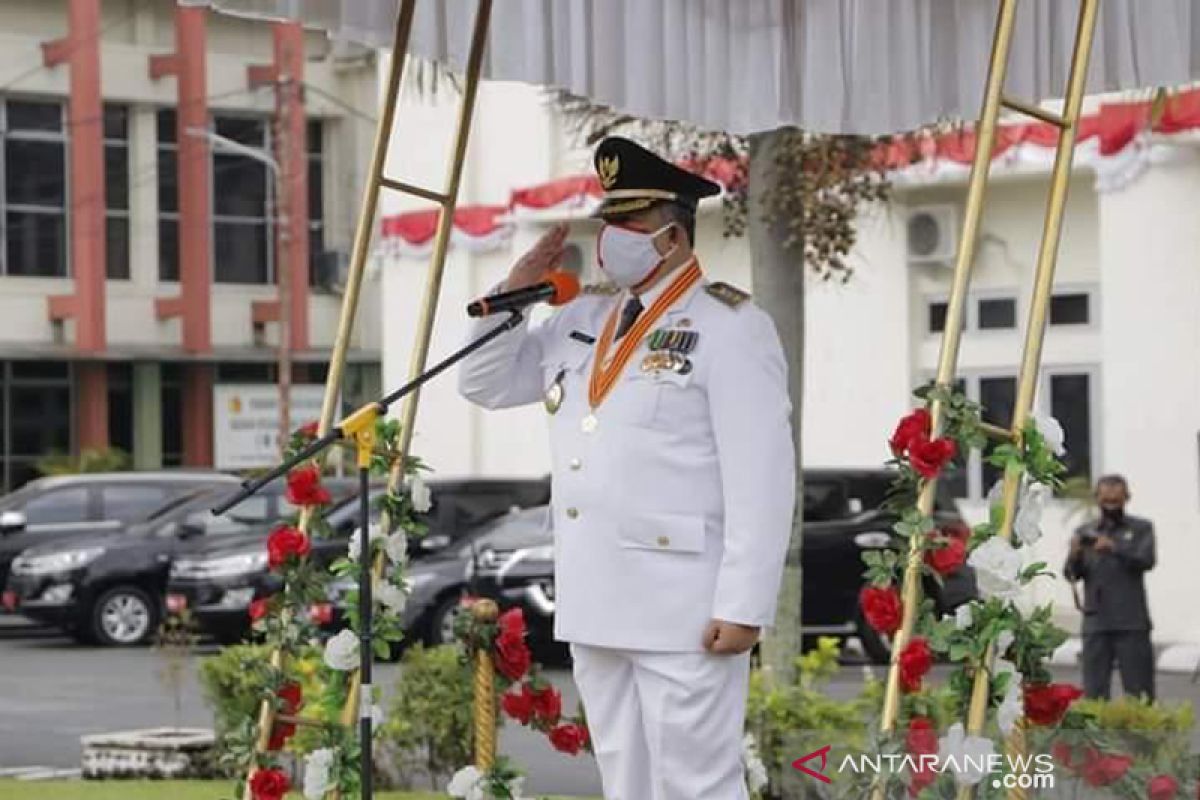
[445,601,592,799]
[221,417,431,800]
[855,383,1088,796]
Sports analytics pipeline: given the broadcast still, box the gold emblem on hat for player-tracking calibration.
[598,155,620,189]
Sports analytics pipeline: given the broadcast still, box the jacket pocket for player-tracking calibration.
[617,512,706,554]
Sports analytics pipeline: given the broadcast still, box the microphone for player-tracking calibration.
[467,271,580,317]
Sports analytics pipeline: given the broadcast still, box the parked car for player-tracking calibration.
[472,469,976,665]
[167,477,551,643]
[2,479,332,646]
[0,471,239,597]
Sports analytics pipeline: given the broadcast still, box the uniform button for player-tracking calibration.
[569,459,582,471]
[566,507,580,520]
[656,535,670,548]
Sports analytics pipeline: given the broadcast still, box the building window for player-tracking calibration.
[105,105,130,279]
[1,361,72,491]
[979,376,1017,492]
[1046,372,1093,485]
[978,297,1017,330]
[308,119,324,286]
[160,363,183,467]
[1050,292,1090,326]
[928,301,949,334]
[213,116,272,284]
[157,109,179,282]
[108,363,133,456]
[2,99,68,278]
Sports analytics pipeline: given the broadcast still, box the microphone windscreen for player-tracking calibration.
[546,270,581,306]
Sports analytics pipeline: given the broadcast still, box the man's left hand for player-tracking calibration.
[702,620,760,654]
[1094,534,1115,552]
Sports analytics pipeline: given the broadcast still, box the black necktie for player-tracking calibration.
[614,296,643,340]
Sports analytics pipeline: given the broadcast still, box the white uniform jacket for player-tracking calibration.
[458,275,796,652]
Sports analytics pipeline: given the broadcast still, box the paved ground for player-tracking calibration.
[1,616,1197,796]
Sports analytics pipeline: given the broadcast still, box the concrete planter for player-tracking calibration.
[81,727,218,780]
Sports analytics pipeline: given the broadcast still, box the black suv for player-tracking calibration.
[0,472,239,597]
[3,480,332,646]
[473,469,976,664]
[167,477,551,643]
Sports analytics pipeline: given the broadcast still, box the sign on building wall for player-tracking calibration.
[213,384,328,469]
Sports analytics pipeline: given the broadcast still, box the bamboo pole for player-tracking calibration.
[957,3,1099,798]
[470,599,500,771]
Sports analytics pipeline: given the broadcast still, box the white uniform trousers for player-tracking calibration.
[570,643,751,800]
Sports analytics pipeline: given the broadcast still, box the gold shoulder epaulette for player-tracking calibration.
[582,282,620,296]
[704,281,750,308]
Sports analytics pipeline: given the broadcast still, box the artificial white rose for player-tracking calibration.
[323,628,359,671]
[385,532,409,565]
[937,722,996,787]
[1013,482,1050,545]
[742,733,769,793]
[954,603,974,631]
[376,580,407,614]
[410,475,433,513]
[347,524,384,562]
[1031,412,1066,457]
[447,766,484,800]
[968,537,1023,602]
[303,748,335,800]
[997,679,1024,737]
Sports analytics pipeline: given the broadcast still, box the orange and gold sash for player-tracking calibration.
[587,258,702,410]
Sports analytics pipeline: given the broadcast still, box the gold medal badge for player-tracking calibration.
[544,370,565,414]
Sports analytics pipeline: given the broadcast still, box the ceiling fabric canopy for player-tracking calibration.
[190,0,1200,135]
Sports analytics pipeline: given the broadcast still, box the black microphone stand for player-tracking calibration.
[212,309,524,800]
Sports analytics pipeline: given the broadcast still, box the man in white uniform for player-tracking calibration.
[459,137,795,800]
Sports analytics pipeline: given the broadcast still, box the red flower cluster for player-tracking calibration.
[501,683,563,727]
[308,602,334,626]
[494,607,532,682]
[898,637,934,693]
[890,409,957,478]
[549,722,589,755]
[923,534,966,576]
[905,717,938,756]
[859,586,903,636]
[1148,774,1180,800]
[285,464,332,507]
[249,767,290,800]
[1023,682,1083,726]
[297,420,319,438]
[267,682,303,750]
[267,525,311,571]
[248,597,271,623]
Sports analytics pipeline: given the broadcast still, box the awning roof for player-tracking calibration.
[190,1,1200,135]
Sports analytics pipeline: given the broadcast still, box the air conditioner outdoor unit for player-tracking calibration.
[906,205,958,267]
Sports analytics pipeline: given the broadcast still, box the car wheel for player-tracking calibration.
[854,608,893,666]
[425,593,463,647]
[90,586,159,646]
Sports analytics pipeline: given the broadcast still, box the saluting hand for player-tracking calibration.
[505,223,569,291]
[1094,534,1115,553]
[702,619,760,655]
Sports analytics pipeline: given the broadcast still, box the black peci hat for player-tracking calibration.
[592,136,721,219]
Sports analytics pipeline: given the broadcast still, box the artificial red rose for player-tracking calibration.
[1080,748,1132,788]
[285,464,332,507]
[498,607,526,637]
[530,684,563,725]
[908,765,938,797]
[1023,682,1083,726]
[277,682,303,714]
[267,720,296,751]
[297,420,319,438]
[898,637,934,693]
[267,525,311,571]
[924,535,966,576]
[908,436,957,479]
[860,586,903,636]
[1050,741,1076,772]
[906,716,938,756]
[308,602,334,626]
[249,767,290,800]
[248,598,271,622]
[1148,775,1180,800]
[548,722,589,755]
[890,409,931,457]
[501,685,536,724]
[495,636,533,682]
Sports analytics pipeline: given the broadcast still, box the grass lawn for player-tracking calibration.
[0,782,447,800]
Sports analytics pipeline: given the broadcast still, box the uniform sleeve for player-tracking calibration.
[457,295,551,410]
[1113,521,1156,571]
[1063,528,1088,580]
[706,308,797,627]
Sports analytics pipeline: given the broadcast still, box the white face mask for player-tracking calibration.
[597,223,676,289]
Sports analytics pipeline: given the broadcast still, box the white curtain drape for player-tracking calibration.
[189,0,1200,135]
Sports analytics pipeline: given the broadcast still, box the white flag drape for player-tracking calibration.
[190,0,1200,134]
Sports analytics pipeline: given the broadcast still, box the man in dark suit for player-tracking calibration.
[1064,474,1157,700]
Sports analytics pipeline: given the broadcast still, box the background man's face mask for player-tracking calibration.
[597,223,676,288]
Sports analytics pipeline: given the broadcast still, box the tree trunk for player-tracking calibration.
[748,130,805,686]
